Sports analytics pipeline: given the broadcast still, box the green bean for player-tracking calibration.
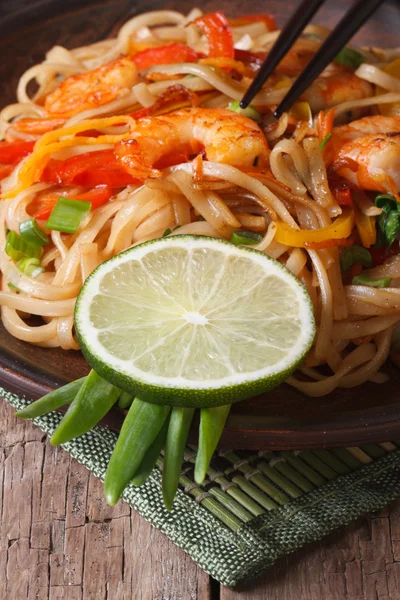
[131,417,170,487]
[162,407,195,511]
[194,405,231,484]
[51,370,120,445]
[118,391,133,410]
[104,398,170,506]
[16,377,86,419]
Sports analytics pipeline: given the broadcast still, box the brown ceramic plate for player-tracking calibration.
[1,0,400,449]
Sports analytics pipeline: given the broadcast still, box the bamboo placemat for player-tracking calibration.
[3,386,400,588]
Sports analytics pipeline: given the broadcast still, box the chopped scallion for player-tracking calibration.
[16,257,44,278]
[46,197,91,234]
[5,231,43,261]
[231,230,263,245]
[319,132,332,151]
[8,282,20,292]
[335,47,364,69]
[227,100,261,121]
[19,218,49,247]
[340,246,372,272]
[352,274,391,288]
[374,193,400,248]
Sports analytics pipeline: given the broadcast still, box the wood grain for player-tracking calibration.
[0,399,210,600]
[2,396,400,599]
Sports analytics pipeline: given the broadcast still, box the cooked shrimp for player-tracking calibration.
[331,115,400,193]
[302,71,373,112]
[44,57,137,118]
[115,108,270,180]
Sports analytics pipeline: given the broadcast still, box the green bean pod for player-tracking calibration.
[51,370,120,446]
[162,407,195,511]
[16,377,86,419]
[117,391,133,410]
[104,398,170,506]
[131,417,170,487]
[194,405,231,484]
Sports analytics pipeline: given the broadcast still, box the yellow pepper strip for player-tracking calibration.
[354,207,376,248]
[274,208,355,248]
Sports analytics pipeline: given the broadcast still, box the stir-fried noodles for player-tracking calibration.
[1,8,400,396]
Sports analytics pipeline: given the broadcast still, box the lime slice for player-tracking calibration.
[75,236,315,407]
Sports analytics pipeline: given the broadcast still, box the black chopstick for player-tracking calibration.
[240,0,326,109]
[273,0,385,118]
[240,0,386,117]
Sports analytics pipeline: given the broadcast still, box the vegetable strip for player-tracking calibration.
[51,370,120,445]
[104,398,171,505]
[162,407,195,510]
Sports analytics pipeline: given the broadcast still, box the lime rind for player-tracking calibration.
[75,235,316,408]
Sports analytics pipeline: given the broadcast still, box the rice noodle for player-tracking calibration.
[0,7,398,395]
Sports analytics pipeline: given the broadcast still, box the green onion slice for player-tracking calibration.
[319,132,332,151]
[16,257,44,278]
[46,197,91,234]
[227,100,261,121]
[19,218,49,247]
[5,231,43,261]
[340,246,372,272]
[352,274,391,288]
[230,230,263,246]
[334,47,364,69]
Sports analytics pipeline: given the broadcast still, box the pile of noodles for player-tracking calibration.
[1,8,400,397]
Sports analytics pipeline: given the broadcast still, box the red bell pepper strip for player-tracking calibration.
[31,186,114,221]
[192,12,234,59]
[0,141,36,181]
[228,14,277,31]
[131,43,199,71]
[331,181,353,207]
[0,140,35,164]
[40,150,138,188]
[0,164,14,180]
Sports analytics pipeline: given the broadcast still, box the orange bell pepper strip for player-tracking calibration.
[228,14,277,31]
[131,43,199,71]
[192,12,234,59]
[274,208,355,248]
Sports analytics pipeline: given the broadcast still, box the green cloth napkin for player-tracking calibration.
[3,386,400,588]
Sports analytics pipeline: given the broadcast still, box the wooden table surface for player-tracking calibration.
[2,398,400,600]
[2,0,400,598]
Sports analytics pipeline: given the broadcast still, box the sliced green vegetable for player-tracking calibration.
[230,230,262,246]
[8,282,20,291]
[163,228,172,237]
[374,194,400,248]
[46,197,91,234]
[118,391,133,410]
[16,257,44,278]
[352,274,391,288]
[131,418,170,487]
[16,377,86,419]
[227,100,261,121]
[340,246,372,272]
[104,398,170,505]
[162,407,195,510]
[319,132,332,151]
[195,405,231,484]
[335,47,364,69]
[51,370,120,445]
[5,230,43,261]
[19,218,49,247]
